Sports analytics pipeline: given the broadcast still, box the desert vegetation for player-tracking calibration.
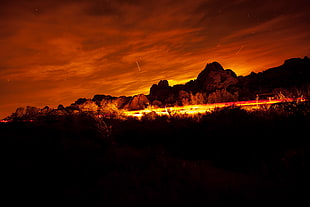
[2,101,309,203]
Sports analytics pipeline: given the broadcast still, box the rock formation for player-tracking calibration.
[124,94,150,110]
[25,106,40,118]
[193,62,238,92]
[149,62,239,105]
[41,106,52,115]
[150,80,173,103]
[237,56,310,100]
[15,107,25,118]
[92,94,115,105]
[79,100,98,112]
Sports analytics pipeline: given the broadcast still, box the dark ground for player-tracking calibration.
[1,103,309,204]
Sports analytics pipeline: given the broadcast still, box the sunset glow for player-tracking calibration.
[1,0,310,118]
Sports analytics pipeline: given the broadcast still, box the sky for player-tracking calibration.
[1,0,310,118]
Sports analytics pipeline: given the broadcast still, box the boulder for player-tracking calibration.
[124,94,150,110]
[195,62,238,92]
[57,104,65,110]
[149,80,173,102]
[79,100,98,112]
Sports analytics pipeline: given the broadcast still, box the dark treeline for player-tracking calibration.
[1,101,309,204]
[112,102,308,176]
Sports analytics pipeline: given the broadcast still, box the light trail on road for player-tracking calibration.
[123,98,299,118]
[1,98,305,122]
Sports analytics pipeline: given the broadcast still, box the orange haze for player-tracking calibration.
[1,0,310,118]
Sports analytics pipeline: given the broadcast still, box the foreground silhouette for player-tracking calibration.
[2,101,309,203]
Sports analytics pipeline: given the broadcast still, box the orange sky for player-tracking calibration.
[1,0,310,118]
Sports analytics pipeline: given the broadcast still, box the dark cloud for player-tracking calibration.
[83,0,121,16]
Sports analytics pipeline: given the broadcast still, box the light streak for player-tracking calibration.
[235,45,244,55]
[0,120,10,123]
[123,98,297,118]
[0,98,305,122]
[136,61,141,72]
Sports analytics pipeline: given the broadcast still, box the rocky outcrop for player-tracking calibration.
[237,56,310,100]
[124,94,150,110]
[74,98,88,105]
[92,94,116,105]
[149,62,239,105]
[57,104,65,110]
[113,96,131,109]
[25,106,40,117]
[15,107,25,117]
[194,62,238,92]
[49,108,68,116]
[100,96,130,112]
[150,80,173,102]
[41,106,52,115]
[79,100,98,112]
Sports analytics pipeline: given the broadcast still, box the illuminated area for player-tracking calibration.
[123,98,300,118]
[2,98,306,123]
